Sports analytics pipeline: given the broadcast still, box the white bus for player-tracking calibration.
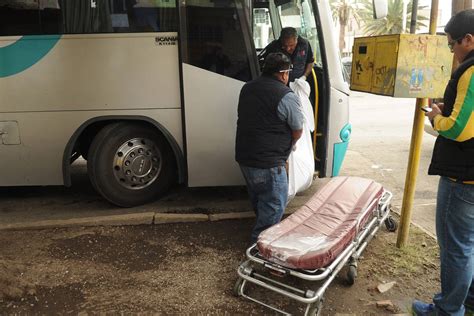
[0,0,351,207]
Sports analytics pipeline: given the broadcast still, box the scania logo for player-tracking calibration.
[155,36,178,46]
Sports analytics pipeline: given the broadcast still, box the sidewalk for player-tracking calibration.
[0,160,327,231]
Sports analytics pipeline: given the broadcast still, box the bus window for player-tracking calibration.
[184,0,252,82]
[252,8,273,50]
[60,0,177,34]
[109,0,178,33]
[0,1,41,36]
[0,0,178,35]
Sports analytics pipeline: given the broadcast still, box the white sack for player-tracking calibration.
[287,78,315,202]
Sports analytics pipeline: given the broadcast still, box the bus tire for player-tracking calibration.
[87,122,176,207]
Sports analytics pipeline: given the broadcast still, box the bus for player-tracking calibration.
[0,0,363,207]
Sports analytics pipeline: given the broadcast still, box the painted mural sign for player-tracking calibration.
[350,34,452,98]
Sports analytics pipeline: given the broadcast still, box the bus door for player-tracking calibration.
[251,0,350,177]
[179,0,259,187]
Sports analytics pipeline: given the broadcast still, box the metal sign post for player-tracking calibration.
[396,0,439,248]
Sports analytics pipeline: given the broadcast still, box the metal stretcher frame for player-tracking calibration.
[234,190,395,316]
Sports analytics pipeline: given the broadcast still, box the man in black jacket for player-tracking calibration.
[260,27,314,83]
[235,53,304,243]
[412,9,474,316]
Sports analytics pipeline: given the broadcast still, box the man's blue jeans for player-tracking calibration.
[239,165,288,243]
[433,177,474,316]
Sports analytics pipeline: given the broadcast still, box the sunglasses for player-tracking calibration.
[448,35,465,51]
[279,64,293,73]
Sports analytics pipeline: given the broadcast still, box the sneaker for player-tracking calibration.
[412,300,436,316]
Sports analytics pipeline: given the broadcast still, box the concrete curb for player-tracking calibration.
[1,204,422,237]
[0,212,155,231]
[154,213,209,224]
[0,207,301,231]
[209,211,255,221]
[0,211,251,231]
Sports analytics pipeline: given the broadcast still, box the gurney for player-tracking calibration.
[234,176,397,316]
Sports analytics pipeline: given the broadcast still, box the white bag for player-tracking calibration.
[287,78,315,202]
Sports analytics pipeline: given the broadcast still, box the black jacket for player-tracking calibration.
[428,50,474,181]
[235,75,293,168]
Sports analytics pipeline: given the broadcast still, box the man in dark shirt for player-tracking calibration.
[260,27,314,83]
[235,53,304,244]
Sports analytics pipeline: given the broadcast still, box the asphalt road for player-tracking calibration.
[0,91,438,236]
[343,91,437,236]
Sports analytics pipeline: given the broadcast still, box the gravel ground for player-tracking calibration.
[0,217,439,315]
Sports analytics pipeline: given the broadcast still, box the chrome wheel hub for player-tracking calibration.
[113,138,162,190]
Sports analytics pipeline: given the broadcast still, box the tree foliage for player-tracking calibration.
[330,0,361,26]
[330,0,361,52]
[357,0,429,35]
[330,0,430,53]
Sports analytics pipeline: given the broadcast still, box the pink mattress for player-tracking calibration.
[257,176,384,270]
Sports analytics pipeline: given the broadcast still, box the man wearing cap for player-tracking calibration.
[235,53,304,244]
[260,27,314,83]
[412,9,474,316]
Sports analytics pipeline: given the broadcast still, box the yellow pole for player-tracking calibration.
[312,67,321,162]
[428,0,439,34]
[396,0,438,248]
[396,98,427,247]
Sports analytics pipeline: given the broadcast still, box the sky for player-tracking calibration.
[418,0,452,26]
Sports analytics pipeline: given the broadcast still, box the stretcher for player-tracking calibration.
[234,176,397,316]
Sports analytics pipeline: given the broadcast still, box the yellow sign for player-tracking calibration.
[350,34,452,98]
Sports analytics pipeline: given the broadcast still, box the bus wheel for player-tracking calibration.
[87,122,176,207]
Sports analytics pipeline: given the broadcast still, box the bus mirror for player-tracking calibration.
[372,0,388,19]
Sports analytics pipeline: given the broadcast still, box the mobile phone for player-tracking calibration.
[421,106,432,113]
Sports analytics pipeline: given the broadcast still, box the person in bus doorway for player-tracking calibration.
[412,9,474,316]
[235,53,304,244]
[260,27,314,83]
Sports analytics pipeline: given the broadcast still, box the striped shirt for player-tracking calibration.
[434,65,474,142]
[434,65,474,184]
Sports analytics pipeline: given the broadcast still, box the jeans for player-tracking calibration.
[433,177,474,316]
[239,165,288,243]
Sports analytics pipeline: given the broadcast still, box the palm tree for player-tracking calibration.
[330,0,361,53]
[358,0,428,35]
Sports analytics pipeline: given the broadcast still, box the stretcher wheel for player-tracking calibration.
[305,301,322,316]
[233,278,244,297]
[346,265,357,285]
[384,216,398,232]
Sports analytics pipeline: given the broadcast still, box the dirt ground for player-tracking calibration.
[0,218,439,315]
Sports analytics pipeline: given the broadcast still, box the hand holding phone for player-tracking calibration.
[421,106,432,113]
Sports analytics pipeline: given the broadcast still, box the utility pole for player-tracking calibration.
[452,0,473,14]
[396,0,439,248]
[409,0,419,34]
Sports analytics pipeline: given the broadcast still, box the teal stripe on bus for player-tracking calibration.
[0,35,61,78]
[332,123,352,177]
